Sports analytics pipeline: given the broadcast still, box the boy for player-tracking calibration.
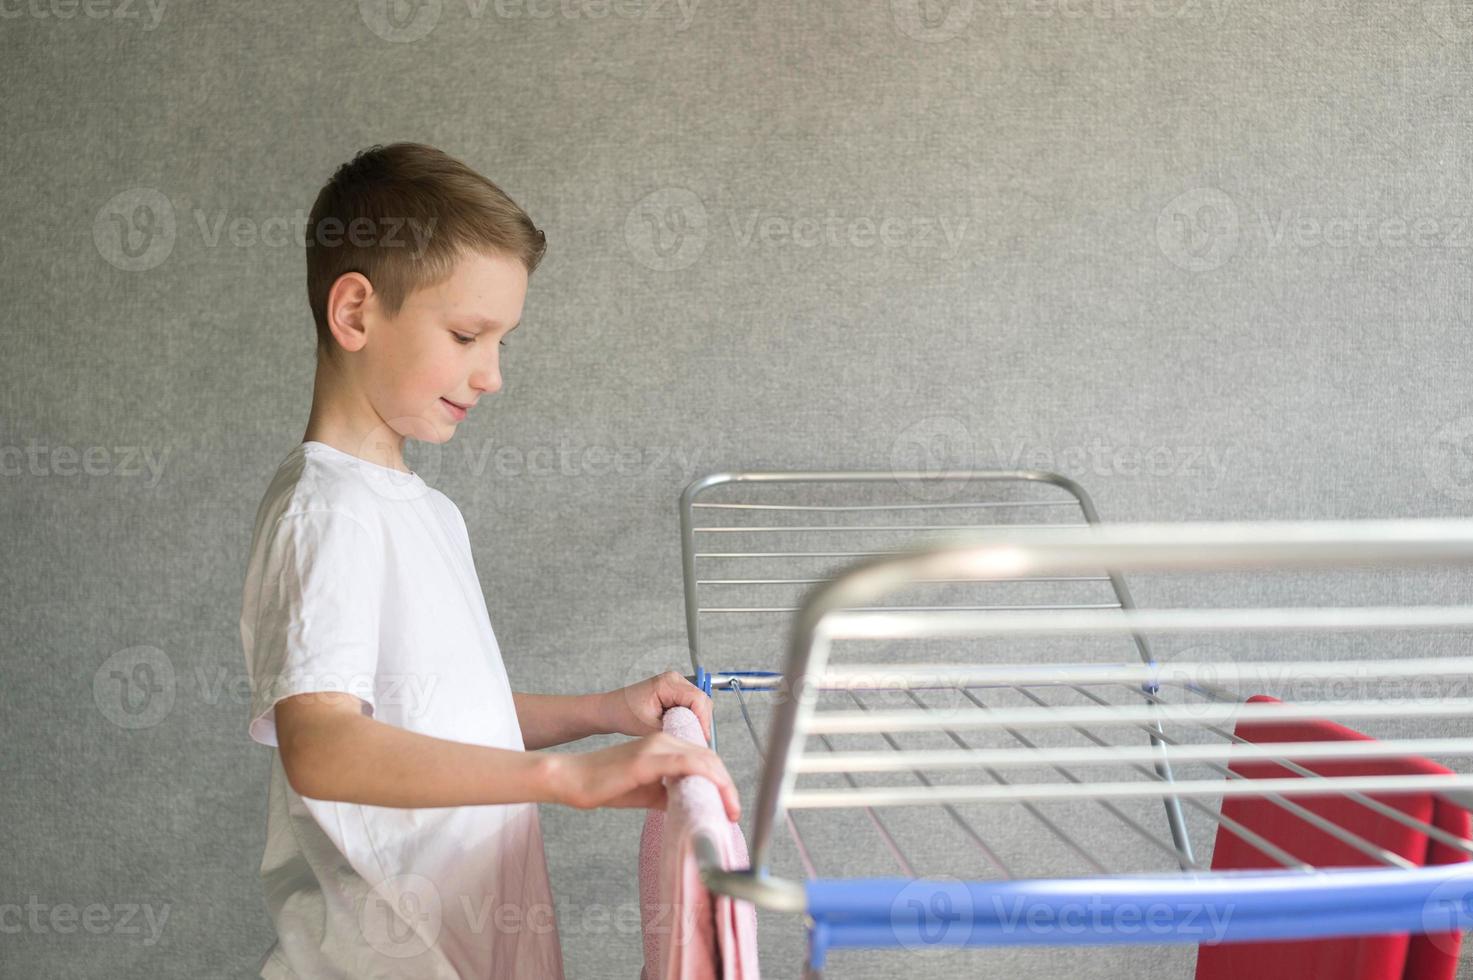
[238,143,741,979]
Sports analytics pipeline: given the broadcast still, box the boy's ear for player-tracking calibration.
[325,272,374,354]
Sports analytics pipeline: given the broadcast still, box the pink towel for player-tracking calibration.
[638,706,761,979]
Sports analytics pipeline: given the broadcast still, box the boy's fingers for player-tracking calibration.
[709,755,741,821]
[652,746,741,821]
[696,693,712,743]
[670,674,713,743]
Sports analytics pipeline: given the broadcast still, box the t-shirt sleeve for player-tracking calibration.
[245,509,384,748]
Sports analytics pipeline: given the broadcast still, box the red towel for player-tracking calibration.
[1195,694,1470,980]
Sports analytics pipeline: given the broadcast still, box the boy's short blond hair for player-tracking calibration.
[305,142,546,354]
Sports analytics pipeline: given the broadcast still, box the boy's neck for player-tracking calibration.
[301,351,412,474]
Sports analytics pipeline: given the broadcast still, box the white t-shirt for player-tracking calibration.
[239,440,565,979]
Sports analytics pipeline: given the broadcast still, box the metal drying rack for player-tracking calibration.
[676,470,1473,977]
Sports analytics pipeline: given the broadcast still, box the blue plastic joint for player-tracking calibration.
[808,919,831,971]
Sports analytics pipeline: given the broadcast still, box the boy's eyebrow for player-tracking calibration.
[459,316,522,332]
[468,316,521,333]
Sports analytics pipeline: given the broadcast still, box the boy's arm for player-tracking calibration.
[275,689,745,820]
[277,692,567,807]
[511,691,614,750]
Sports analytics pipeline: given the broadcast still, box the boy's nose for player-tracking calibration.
[470,368,501,395]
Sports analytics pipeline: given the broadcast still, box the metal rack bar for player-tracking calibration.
[823,605,1473,639]
[801,698,1473,734]
[694,524,1086,532]
[697,575,1111,585]
[784,772,1473,808]
[812,656,1473,687]
[697,550,1027,558]
[698,603,1122,614]
[791,736,1473,773]
[728,679,820,880]
[692,500,1076,512]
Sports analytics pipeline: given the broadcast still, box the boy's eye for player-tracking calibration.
[453,333,508,348]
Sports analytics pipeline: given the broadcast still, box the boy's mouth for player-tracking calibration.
[440,397,469,421]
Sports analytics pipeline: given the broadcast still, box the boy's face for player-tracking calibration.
[362,249,528,445]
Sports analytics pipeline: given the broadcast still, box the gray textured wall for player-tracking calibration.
[3,1,1471,977]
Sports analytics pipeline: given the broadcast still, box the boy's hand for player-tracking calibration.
[549,733,741,822]
[597,670,715,744]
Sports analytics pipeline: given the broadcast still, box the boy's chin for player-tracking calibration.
[390,417,455,445]
[413,427,456,446]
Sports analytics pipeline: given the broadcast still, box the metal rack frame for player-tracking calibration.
[675,470,1473,976]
